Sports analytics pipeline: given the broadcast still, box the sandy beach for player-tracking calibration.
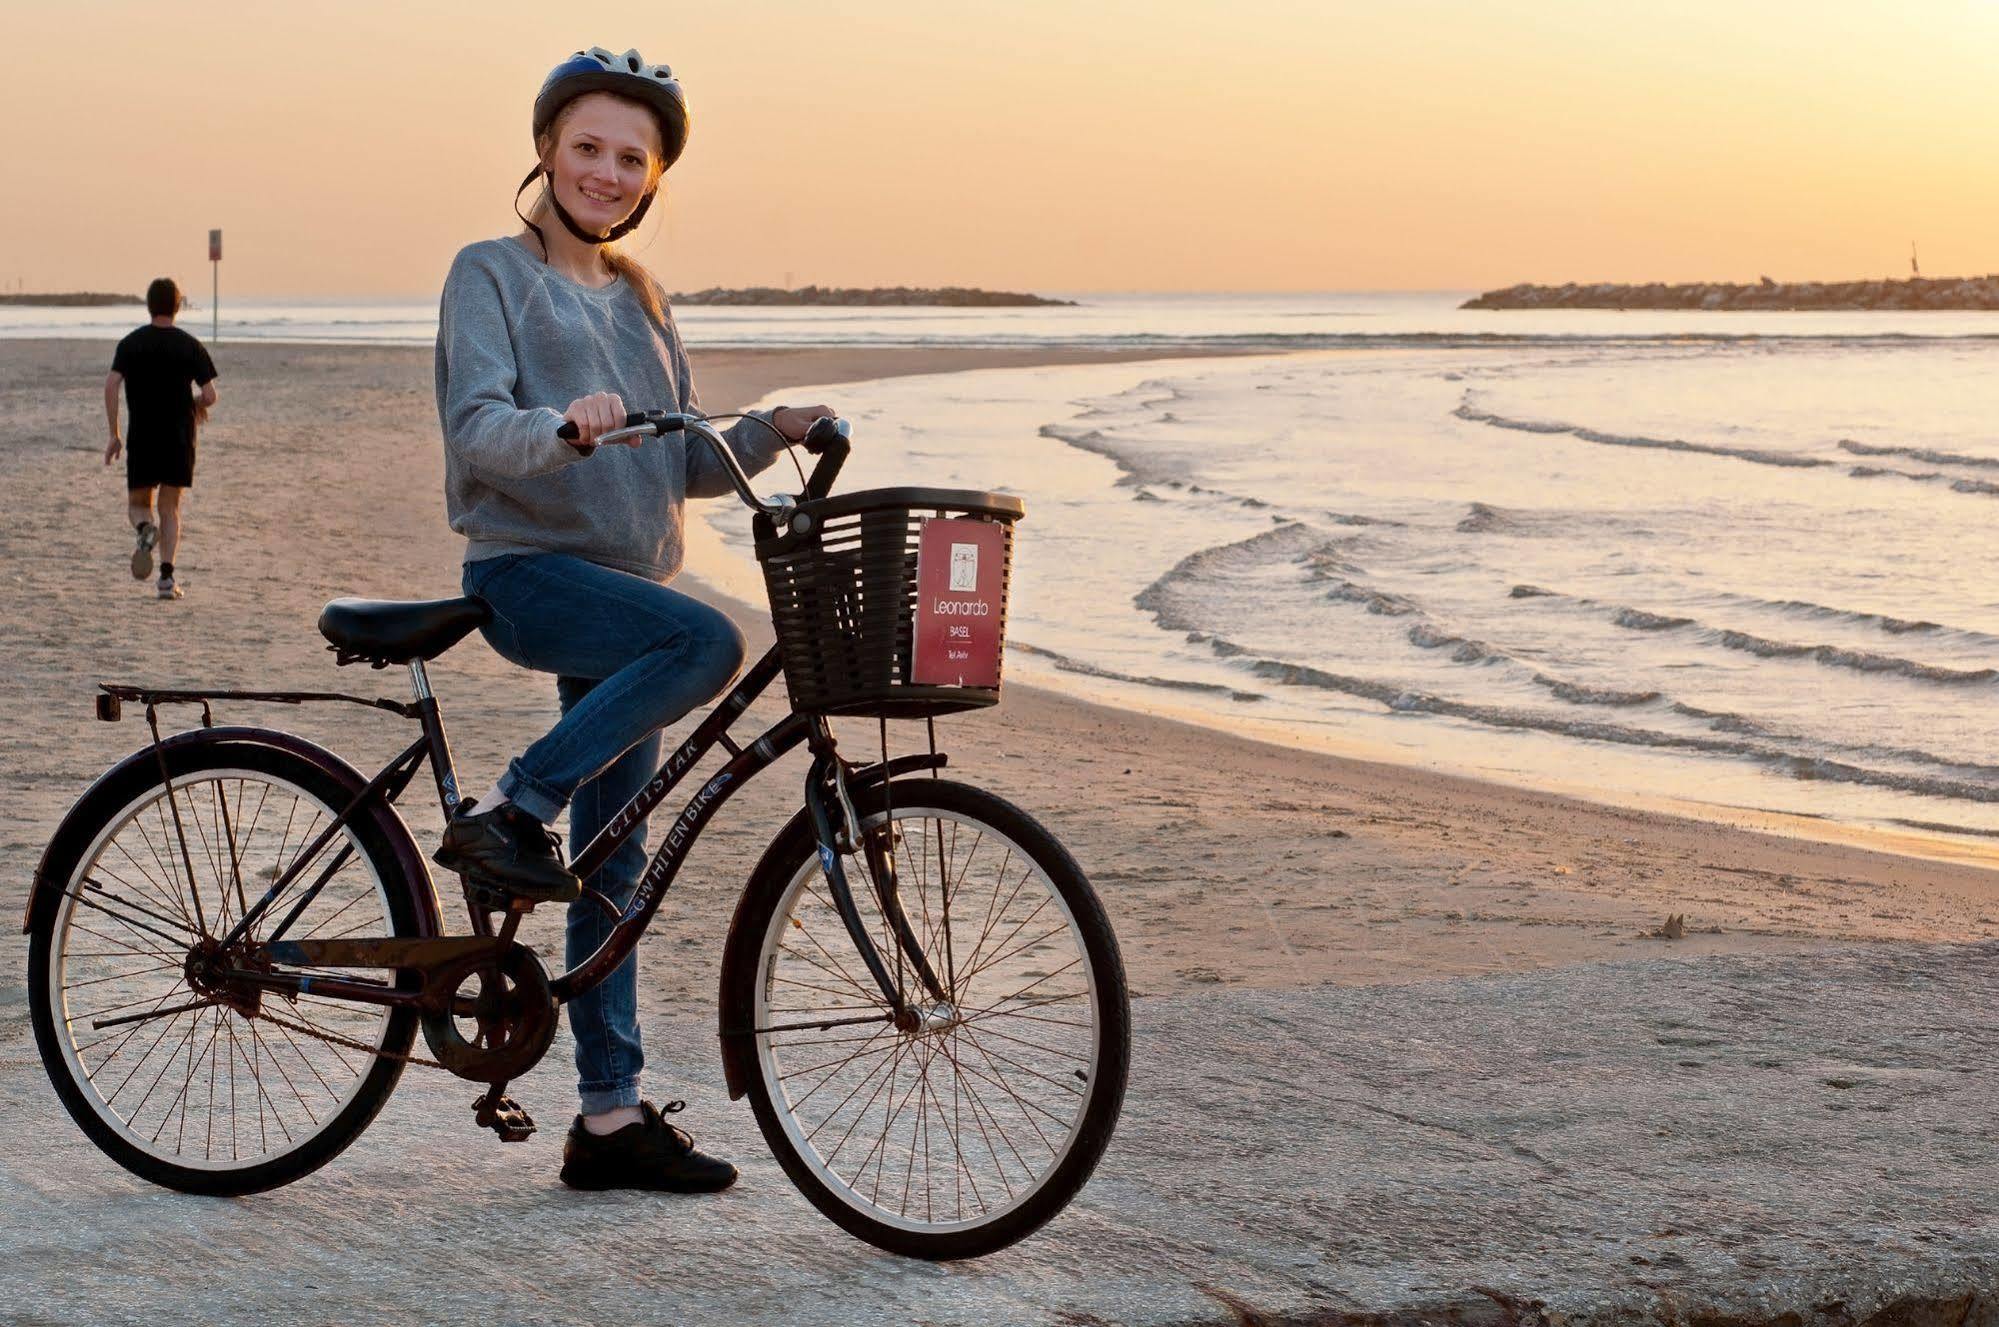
[3,335,1996,1009]
[4,336,1999,1324]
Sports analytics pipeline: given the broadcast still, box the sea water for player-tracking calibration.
[10,289,1999,349]
[692,333,1999,852]
[21,290,1999,846]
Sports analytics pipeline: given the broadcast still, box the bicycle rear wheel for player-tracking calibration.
[730,778,1129,1259]
[27,738,422,1194]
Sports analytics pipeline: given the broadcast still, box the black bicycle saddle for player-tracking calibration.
[317,596,492,665]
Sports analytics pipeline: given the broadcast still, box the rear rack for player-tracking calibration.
[96,683,421,724]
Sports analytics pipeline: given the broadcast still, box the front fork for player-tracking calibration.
[803,736,949,1015]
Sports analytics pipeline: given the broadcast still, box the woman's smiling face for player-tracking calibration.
[544,92,663,233]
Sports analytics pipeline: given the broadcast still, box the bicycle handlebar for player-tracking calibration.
[553,412,851,518]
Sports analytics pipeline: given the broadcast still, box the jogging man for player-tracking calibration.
[104,278,218,600]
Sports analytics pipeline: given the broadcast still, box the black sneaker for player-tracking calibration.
[559,1100,739,1194]
[432,802,581,903]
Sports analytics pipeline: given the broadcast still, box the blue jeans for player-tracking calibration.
[461,552,748,1112]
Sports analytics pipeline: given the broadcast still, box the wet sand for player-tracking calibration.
[1,336,1995,1024]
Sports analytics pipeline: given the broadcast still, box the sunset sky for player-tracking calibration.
[6,1,1999,296]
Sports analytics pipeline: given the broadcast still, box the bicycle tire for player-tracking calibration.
[726,778,1130,1259]
[28,738,422,1195]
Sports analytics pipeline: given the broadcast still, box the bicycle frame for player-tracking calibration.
[99,639,948,1025]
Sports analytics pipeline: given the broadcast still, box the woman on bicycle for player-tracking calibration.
[432,46,833,1194]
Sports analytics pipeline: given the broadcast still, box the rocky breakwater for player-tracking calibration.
[0,292,143,307]
[1463,274,1999,311]
[670,284,1076,306]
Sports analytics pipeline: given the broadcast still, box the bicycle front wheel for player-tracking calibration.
[732,778,1129,1260]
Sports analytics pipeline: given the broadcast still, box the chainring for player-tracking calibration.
[416,942,558,1083]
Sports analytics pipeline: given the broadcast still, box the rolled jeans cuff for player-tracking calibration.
[578,1078,642,1115]
[497,759,565,825]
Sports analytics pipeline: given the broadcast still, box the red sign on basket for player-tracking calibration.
[912,517,1006,687]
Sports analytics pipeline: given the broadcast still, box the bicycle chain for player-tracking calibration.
[251,997,446,1071]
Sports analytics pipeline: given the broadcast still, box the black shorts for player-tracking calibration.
[126,438,195,490]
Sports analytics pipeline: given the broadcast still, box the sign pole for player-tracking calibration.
[208,229,222,343]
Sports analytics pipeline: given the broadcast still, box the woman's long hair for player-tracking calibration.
[521,94,669,326]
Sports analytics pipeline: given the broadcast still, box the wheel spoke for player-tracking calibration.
[775,1035,903,1084]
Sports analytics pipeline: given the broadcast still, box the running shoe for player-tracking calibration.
[559,1101,739,1193]
[130,522,158,580]
[433,802,581,902]
[157,574,183,601]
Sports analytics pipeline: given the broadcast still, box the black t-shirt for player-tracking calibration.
[111,325,218,452]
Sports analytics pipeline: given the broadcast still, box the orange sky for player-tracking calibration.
[5,1,1998,295]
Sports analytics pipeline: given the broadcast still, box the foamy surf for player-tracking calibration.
[713,339,1999,845]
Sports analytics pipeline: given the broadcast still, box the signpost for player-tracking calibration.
[208,229,222,342]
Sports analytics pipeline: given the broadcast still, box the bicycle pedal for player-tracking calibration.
[461,879,537,914]
[472,1090,536,1142]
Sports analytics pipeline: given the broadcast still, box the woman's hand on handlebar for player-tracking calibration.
[562,391,641,448]
[771,404,836,443]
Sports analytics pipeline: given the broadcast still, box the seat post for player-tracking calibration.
[406,658,466,818]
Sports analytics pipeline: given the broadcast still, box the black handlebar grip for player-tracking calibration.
[800,416,846,456]
[804,435,851,502]
[556,410,650,441]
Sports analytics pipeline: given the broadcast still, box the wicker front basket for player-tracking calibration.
[754,487,1024,718]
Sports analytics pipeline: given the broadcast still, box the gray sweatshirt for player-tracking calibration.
[434,236,786,581]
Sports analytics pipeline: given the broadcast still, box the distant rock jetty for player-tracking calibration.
[669,285,1075,307]
[1463,275,1999,312]
[0,292,142,307]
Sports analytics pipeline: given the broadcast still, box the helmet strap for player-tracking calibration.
[513,166,551,258]
[517,164,657,251]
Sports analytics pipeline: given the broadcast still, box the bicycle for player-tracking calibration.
[25,413,1130,1260]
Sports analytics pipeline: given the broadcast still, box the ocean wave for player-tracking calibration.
[1037,423,1168,486]
[1838,439,1999,470]
[1595,604,1992,682]
[1300,541,1363,579]
[1534,676,1661,706]
[1842,462,1999,498]
[1522,582,1967,645]
[1710,629,1997,683]
[1756,598,1941,635]
[1134,522,1350,629]
[1669,702,1999,777]
[1457,502,1518,533]
[1147,526,1700,714]
[1327,511,1400,526]
[1039,414,1264,504]
[1454,394,1831,469]
[1011,641,1264,702]
[1133,523,1999,795]
[1613,607,1694,631]
[1324,581,1418,616]
[1231,645,1999,803]
[1888,817,1999,840]
[1407,624,1500,663]
[1513,587,1995,684]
